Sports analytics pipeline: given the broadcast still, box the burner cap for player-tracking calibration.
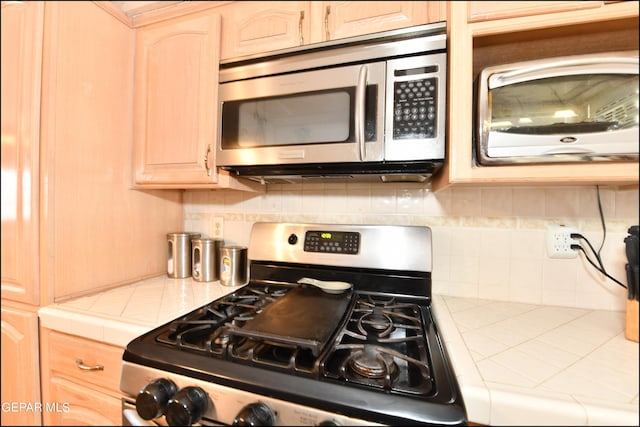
[349,346,398,379]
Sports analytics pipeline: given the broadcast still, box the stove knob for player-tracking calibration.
[165,386,210,426]
[135,378,177,420]
[233,402,276,426]
[288,233,298,245]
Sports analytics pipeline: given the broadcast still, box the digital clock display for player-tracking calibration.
[321,232,343,241]
[304,230,359,254]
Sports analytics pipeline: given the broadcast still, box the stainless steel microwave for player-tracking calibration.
[475,51,639,165]
[216,23,447,184]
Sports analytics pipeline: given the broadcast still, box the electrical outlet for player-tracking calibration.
[546,224,579,259]
[212,216,223,239]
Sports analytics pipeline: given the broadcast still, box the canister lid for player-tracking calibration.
[192,238,223,245]
[167,232,201,237]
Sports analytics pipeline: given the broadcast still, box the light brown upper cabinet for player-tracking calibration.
[432,1,639,191]
[219,1,446,60]
[219,1,311,60]
[132,8,262,190]
[467,1,602,22]
[319,1,445,44]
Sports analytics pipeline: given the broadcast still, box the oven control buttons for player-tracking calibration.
[135,378,177,420]
[233,402,276,426]
[165,386,210,426]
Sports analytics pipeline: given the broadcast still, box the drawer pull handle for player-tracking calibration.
[75,358,104,371]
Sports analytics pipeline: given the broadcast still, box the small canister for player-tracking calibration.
[219,246,249,287]
[167,232,201,278]
[191,238,223,282]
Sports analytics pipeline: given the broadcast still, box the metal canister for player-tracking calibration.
[219,246,248,287]
[167,232,201,278]
[192,238,223,282]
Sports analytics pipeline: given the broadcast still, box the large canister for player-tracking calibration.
[219,246,248,287]
[192,238,223,282]
[167,232,201,278]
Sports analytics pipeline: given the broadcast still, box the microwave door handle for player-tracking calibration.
[490,57,638,88]
[355,65,368,161]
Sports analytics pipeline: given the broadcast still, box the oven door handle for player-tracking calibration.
[355,64,368,161]
[123,408,157,426]
[489,56,638,88]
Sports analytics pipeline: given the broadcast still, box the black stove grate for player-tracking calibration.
[321,295,434,395]
[155,286,289,356]
[152,284,435,397]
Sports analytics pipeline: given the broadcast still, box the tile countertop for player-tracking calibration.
[38,277,639,426]
[432,295,639,426]
[38,275,241,347]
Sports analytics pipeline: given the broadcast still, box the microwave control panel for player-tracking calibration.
[392,77,438,140]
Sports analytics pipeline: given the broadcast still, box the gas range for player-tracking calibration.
[120,223,466,426]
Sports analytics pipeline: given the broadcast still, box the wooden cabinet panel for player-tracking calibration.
[40,2,184,300]
[43,377,121,426]
[219,1,310,60]
[40,329,123,426]
[468,1,602,22]
[133,11,221,186]
[1,0,43,306]
[320,0,430,41]
[1,305,41,426]
[219,1,444,59]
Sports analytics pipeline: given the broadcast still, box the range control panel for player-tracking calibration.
[304,231,360,254]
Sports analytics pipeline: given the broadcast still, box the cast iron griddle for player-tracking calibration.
[228,285,353,356]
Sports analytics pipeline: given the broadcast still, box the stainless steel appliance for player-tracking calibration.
[475,50,639,165]
[120,222,466,426]
[216,23,447,184]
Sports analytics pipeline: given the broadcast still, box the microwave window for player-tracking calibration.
[490,74,639,135]
[221,87,378,149]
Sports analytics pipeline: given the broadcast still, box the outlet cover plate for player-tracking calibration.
[547,224,578,259]
[212,217,223,239]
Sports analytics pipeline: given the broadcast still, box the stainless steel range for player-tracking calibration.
[120,222,466,426]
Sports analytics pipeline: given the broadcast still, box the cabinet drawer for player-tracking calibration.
[46,330,123,394]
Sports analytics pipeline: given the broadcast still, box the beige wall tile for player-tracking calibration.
[183,184,638,311]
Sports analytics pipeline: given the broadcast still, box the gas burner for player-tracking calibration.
[361,295,397,306]
[212,332,229,347]
[357,308,393,336]
[348,345,398,380]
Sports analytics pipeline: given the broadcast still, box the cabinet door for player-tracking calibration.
[1,0,43,306]
[1,306,41,426]
[43,377,121,426]
[319,1,430,42]
[219,1,310,60]
[133,12,222,186]
[468,1,602,22]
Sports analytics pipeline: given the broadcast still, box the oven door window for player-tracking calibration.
[221,87,377,148]
[489,73,638,135]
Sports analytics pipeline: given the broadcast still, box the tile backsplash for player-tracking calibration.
[184,183,639,311]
